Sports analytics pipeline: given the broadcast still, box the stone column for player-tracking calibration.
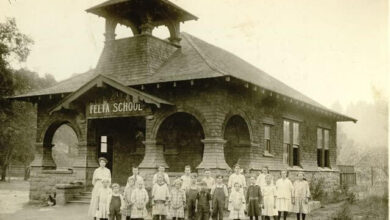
[138,140,169,169]
[197,138,230,171]
[30,142,56,169]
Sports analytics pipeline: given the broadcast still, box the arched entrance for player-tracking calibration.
[156,112,205,172]
[52,124,78,169]
[41,121,80,169]
[223,115,251,168]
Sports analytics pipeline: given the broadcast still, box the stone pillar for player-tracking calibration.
[30,142,56,169]
[138,140,169,170]
[72,141,89,186]
[197,138,230,171]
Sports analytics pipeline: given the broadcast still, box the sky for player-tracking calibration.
[0,0,388,111]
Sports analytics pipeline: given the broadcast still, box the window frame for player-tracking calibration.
[317,127,331,168]
[100,136,108,153]
[283,119,301,167]
[264,124,272,154]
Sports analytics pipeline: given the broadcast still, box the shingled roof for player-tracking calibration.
[11,32,356,122]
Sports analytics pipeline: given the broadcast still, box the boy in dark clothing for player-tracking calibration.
[109,183,125,220]
[186,174,199,220]
[196,182,212,220]
[211,175,228,220]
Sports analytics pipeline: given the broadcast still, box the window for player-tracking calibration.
[283,121,290,164]
[100,136,108,153]
[292,122,300,166]
[324,129,330,167]
[264,125,271,153]
[317,128,323,167]
[317,128,330,168]
[283,120,300,166]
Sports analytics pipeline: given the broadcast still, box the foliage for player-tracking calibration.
[309,176,326,201]
[333,203,352,220]
[0,18,55,181]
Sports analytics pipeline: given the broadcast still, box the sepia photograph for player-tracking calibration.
[0,0,388,219]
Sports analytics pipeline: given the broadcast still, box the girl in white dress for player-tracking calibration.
[95,179,112,220]
[228,182,246,220]
[228,164,247,194]
[261,175,277,220]
[131,181,149,220]
[256,167,273,188]
[88,157,112,219]
[292,172,311,220]
[275,170,293,220]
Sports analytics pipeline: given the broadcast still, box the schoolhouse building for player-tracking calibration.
[11,0,356,202]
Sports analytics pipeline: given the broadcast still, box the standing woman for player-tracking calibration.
[88,157,112,219]
[275,170,293,220]
[292,172,311,220]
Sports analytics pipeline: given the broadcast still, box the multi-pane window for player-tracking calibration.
[100,136,108,153]
[317,128,330,168]
[283,120,300,166]
[264,125,271,153]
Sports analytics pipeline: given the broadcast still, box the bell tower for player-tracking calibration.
[86,0,198,46]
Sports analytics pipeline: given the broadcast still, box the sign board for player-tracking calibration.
[86,100,152,118]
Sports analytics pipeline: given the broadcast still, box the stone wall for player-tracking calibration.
[29,168,76,201]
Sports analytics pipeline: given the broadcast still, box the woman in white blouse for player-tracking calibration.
[88,157,111,219]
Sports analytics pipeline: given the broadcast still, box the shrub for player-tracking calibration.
[333,203,352,220]
[309,176,326,201]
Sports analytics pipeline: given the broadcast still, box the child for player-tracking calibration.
[186,174,199,220]
[275,170,293,220]
[96,178,112,220]
[128,167,144,186]
[228,182,246,220]
[108,183,125,220]
[202,169,215,191]
[170,179,186,220]
[181,165,192,191]
[211,175,228,220]
[261,175,278,220]
[196,182,212,220]
[131,181,149,220]
[292,172,311,220]
[256,167,273,188]
[246,176,262,220]
[152,174,170,220]
[228,164,247,194]
[153,165,170,185]
[122,177,135,220]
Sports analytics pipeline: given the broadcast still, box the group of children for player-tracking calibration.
[89,157,310,220]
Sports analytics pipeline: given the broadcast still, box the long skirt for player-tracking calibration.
[275,198,292,212]
[262,196,278,216]
[88,180,102,217]
[292,197,310,214]
[247,199,261,217]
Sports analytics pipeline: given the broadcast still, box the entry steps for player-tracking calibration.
[68,191,91,204]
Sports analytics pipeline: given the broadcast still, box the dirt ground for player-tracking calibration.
[0,180,380,220]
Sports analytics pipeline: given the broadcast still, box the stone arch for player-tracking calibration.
[155,112,205,172]
[150,105,210,140]
[222,111,254,142]
[223,113,252,168]
[37,115,82,169]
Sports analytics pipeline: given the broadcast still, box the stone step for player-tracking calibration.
[68,199,90,204]
[74,195,91,200]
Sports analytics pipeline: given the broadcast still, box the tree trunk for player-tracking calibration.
[0,165,7,181]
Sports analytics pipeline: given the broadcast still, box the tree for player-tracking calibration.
[0,18,35,181]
